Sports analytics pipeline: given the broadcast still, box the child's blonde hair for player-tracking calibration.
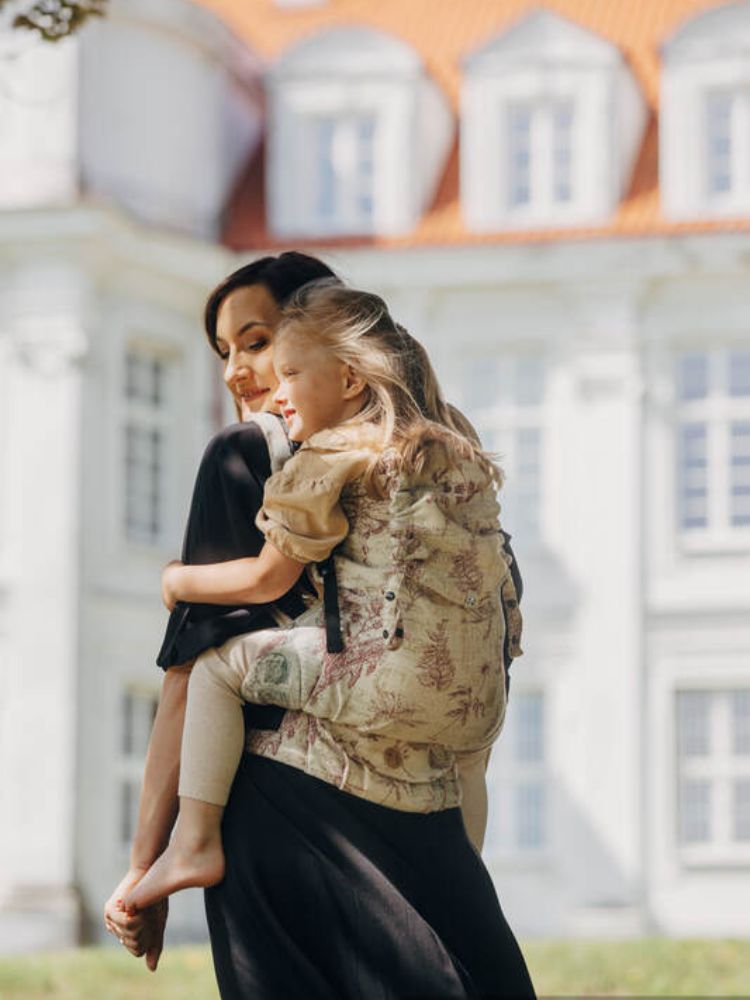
[278,281,501,490]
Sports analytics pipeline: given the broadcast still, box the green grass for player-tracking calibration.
[0,939,748,998]
[0,947,219,1000]
[525,938,750,996]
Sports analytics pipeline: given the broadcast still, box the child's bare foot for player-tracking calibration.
[124,835,225,910]
[123,800,226,910]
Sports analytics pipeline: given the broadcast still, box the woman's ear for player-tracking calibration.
[342,364,367,400]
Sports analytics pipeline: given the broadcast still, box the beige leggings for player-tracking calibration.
[178,628,491,851]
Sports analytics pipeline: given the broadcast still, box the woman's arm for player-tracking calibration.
[162,543,305,610]
[456,749,492,853]
[130,664,192,866]
[104,664,192,968]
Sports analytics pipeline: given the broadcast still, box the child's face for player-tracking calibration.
[273,331,360,442]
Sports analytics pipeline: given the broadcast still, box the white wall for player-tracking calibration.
[0,33,78,208]
[79,0,261,237]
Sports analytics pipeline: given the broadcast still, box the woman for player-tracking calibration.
[106,256,534,999]
[104,251,336,967]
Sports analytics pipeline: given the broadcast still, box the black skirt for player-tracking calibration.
[205,755,535,1000]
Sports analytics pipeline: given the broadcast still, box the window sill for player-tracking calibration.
[677,530,750,557]
[677,847,750,870]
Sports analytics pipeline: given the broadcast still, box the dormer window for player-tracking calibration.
[313,114,376,229]
[461,10,646,231]
[706,91,734,197]
[507,100,575,211]
[702,88,750,209]
[662,4,750,219]
[268,27,452,238]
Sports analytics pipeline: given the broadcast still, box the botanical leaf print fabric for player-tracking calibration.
[237,424,523,812]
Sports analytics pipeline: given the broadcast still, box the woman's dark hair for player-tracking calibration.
[203,251,338,355]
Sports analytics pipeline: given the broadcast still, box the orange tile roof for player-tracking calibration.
[194,0,750,249]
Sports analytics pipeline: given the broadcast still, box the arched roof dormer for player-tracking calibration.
[461,9,647,232]
[662,1,750,220]
[267,26,452,238]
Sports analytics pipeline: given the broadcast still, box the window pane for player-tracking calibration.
[677,691,711,757]
[122,692,134,756]
[464,358,501,411]
[315,115,375,226]
[122,690,157,758]
[315,117,337,221]
[152,358,164,407]
[125,352,164,406]
[120,781,136,846]
[515,782,545,849]
[677,353,708,402]
[514,692,544,763]
[507,105,532,207]
[465,357,544,412]
[125,425,162,544]
[734,780,750,841]
[515,358,545,407]
[513,427,541,540]
[732,690,750,755]
[678,779,711,844]
[729,350,750,397]
[677,423,708,530]
[706,92,734,196]
[730,422,750,527]
[355,116,375,220]
[552,102,574,204]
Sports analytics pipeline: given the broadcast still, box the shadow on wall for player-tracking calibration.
[485,770,646,939]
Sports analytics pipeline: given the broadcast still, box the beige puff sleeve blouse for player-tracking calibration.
[256,425,376,565]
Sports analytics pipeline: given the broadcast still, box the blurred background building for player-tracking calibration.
[1,0,749,951]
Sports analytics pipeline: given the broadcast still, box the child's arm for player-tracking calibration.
[162,543,306,610]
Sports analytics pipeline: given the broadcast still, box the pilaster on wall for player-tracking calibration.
[554,281,647,924]
[0,308,87,951]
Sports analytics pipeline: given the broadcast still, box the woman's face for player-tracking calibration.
[215,284,282,419]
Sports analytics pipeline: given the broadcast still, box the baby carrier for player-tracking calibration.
[318,454,524,695]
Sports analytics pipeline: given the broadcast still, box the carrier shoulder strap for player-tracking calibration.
[246,412,294,473]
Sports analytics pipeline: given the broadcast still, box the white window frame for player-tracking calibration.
[462,354,547,550]
[306,112,377,234]
[505,99,576,217]
[675,687,750,867]
[703,87,750,211]
[674,348,750,552]
[119,340,178,551]
[115,685,159,852]
[485,688,549,862]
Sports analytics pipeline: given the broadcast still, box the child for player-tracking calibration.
[125,282,522,910]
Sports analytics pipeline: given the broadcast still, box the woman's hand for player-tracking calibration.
[104,868,169,971]
[161,561,184,611]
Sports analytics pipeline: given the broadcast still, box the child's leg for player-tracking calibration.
[125,649,250,910]
[457,749,491,853]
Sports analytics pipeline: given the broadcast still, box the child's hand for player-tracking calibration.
[161,560,184,611]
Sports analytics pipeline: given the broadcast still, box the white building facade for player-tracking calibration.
[0,0,748,950]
